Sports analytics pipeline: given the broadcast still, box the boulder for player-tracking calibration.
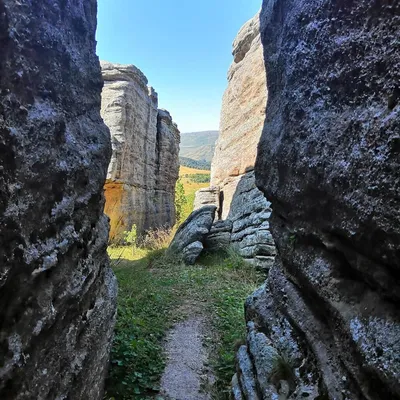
[0,1,117,398]
[236,346,260,400]
[101,62,180,241]
[169,206,217,264]
[228,171,275,269]
[204,220,233,251]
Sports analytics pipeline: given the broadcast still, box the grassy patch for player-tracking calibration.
[106,248,181,399]
[105,247,263,399]
[179,165,211,222]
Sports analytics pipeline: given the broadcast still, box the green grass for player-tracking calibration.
[178,165,211,222]
[105,247,263,400]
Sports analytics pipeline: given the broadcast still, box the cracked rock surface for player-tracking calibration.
[196,13,276,271]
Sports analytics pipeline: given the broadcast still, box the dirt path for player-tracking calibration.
[160,313,214,400]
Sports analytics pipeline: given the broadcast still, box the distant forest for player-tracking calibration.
[179,156,211,170]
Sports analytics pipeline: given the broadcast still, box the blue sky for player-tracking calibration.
[96,0,261,133]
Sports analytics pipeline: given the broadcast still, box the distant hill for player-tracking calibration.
[179,156,211,171]
[179,130,219,162]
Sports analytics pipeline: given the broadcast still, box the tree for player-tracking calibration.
[175,179,187,223]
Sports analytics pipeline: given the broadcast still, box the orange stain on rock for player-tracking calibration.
[104,180,126,242]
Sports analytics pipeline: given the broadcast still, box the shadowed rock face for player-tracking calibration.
[101,62,180,241]
[0,1,117,399]
[235,1,400,399]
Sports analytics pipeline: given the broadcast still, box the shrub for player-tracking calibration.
[140,227,173,251]
[224,246,246,270]
[123,224,138,246]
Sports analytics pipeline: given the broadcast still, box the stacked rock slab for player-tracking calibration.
[194,12,276,270]
[101,62,180,241]
[193,186,220,217]
[0,1,117,399]
[234,1,400,399]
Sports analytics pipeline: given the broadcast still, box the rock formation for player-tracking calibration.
[101,62,180,241]
[193,12,276,270]
[211,12,267,218]
[0,1,117,399]
[235,1,400,399]
[193,186,220,216]
[169,206,217,265]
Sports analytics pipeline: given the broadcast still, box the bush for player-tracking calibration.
[223,246,246,270]
[123,224,138,246]
[140,227,173,251]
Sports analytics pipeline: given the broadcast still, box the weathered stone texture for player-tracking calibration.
[227,172,275,270]
[101,62,180,241]
[205,220,232,252]
[0,1,117,399]
[193,186,220,215]
[234,1,400,399]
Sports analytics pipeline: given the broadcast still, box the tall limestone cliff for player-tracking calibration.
[191,13,275,269]
[211,12,267,215]
[233,2,400,399]
[101,62,180,241]
[0,1,117,399]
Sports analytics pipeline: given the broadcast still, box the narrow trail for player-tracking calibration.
[160,303,215,400]
[106,247,261,399]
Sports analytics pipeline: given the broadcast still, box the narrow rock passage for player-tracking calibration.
[160,316,213,400]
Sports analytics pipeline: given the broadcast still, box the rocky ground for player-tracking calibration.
[160,308,214,400]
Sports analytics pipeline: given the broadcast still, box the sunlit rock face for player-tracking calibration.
[194,12,275,270]
[0,1,117,399]
[101,62,180,241]
[211,12,267,220]
[234,1,400,399]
